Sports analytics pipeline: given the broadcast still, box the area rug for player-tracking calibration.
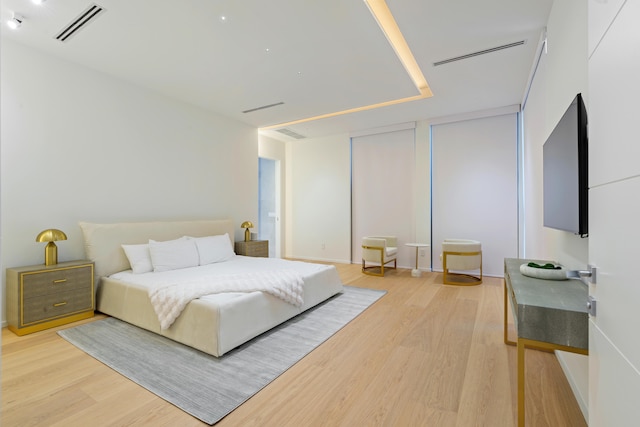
[58,286,385,424]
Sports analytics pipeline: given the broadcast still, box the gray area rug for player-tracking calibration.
[58,286,385,425]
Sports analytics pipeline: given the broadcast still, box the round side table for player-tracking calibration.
[405,243,430,277]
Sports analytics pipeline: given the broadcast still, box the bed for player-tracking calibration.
[79,219,344,356]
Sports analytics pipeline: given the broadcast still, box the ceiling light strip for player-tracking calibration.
[364,0,432,97]
[261,93,426,131]
[260,0,431,132]
[433,40,526,66]
[55,3,104,42]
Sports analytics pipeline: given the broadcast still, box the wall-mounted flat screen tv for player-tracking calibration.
[543,93,588,237]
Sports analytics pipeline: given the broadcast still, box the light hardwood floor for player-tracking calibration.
[2,263,587,426]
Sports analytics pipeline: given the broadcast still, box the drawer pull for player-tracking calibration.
[53,302,67,307]
[53,279,67,284]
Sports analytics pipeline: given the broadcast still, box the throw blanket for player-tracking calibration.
[149,270,304,330]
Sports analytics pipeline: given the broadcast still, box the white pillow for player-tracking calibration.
[148,237,199,272]
[121,243,153,274]
[188,233,235,265]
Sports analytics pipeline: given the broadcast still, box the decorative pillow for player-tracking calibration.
[148,237,199,272]
[187,233,235,265]
[121,243,153,274]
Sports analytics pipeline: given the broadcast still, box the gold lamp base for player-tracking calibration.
[36,228,67,266]
[44,242,58,266]
[241,220,254,242]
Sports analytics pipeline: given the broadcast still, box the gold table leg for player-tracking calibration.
[518,338,526,427]
[514,338,588,426]
[504,280,587,426]
[504,280,517,346]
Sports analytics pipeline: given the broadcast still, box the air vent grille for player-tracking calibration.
[433,40,526,66]
[275,128,306,140]
[55,3,105,42]
[242,102,284,114]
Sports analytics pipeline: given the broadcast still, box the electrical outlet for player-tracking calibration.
[321,243,325,250]
[419,249,426,257]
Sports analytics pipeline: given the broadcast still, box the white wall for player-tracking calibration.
[521,0,589,418]
[524,0,589,269]
[288,134,351,263]
[1,40,258,325]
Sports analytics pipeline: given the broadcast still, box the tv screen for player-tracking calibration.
[543,93,588,236]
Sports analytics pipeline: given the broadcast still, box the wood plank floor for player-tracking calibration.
[2,263,587,426]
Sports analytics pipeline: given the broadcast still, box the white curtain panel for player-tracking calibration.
[431,113,519,277]
[351,127,415,269]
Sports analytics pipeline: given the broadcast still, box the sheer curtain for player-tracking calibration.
[351,126,415,268]
[431,113,519,277]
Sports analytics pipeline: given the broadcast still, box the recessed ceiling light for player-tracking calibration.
[32,0,47,5]
[219,16,227,23]
[7,13,23,30]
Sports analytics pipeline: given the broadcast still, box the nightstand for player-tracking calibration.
[234,240,269,257]
[6,260,95,336]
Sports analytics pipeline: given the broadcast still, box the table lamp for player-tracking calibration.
[36,228,67,266]
[241,221,254,242]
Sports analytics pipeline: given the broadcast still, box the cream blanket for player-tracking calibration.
[149,270,304,330]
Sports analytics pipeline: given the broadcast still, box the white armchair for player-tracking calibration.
[362,236,398,277]
[440,239,482,285]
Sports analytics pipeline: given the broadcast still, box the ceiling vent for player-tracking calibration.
[242,102,284,114]
[433,40,526,66]
[55,3,105,42]
[275,128,306,140]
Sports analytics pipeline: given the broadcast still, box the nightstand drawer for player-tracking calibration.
[22,288,93,325]
[235,240,268,257]
[22,265,93,297]
[6,260,95,335]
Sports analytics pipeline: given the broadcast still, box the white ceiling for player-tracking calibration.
[0,0,553,141]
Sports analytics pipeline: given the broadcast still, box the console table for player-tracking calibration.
[503,258,588,426]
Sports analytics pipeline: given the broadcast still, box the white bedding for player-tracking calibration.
[110,255,331,289]
[111,257,319,329]
[102,254,343,356]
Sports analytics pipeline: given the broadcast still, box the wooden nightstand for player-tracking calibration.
[234,240,269,257]
[6,260,95,336]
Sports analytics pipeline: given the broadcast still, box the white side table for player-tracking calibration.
[405,243,430,277]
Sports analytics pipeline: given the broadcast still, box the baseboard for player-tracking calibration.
[556,350,589,422]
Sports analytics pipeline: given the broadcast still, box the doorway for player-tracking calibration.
[258,157,280,257]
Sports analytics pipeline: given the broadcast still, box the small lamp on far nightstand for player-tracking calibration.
[36,228,67,266]
[241,221,254,242]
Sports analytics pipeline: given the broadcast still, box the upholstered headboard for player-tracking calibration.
[79,219,235,280]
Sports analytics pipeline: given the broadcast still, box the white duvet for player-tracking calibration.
[109,256,330,330]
